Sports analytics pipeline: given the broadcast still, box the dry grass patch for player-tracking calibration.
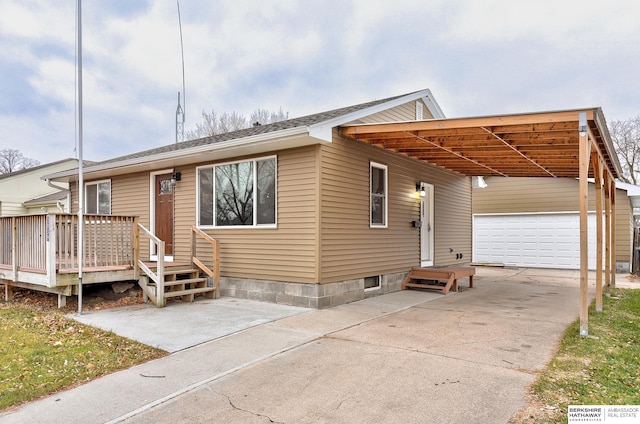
[510,288,640,423]
[0,288,166,411]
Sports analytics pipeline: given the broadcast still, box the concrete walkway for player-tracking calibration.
[1,267,623,424]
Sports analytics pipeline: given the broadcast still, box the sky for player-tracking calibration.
[1,0,639,165]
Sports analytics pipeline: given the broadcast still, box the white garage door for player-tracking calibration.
[473,213,598,270]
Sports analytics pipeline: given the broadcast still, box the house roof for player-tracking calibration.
[45,89,442,182]
[23,190,68,206]
[0,158,83,181]
[615,180,640,211]
[341,107,622,179]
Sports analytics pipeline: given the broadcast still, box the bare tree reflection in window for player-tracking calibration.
[257,158,276,224]
[215,162,254,225]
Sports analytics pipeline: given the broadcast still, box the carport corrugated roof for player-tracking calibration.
[340,107,621,179]
[341,107,622,337]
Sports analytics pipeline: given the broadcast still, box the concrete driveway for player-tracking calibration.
[1,267,603,424]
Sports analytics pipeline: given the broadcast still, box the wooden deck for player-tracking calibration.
[0,214,220,308]
[401,266,475,294]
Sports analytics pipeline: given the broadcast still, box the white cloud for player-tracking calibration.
[1,0,639,164]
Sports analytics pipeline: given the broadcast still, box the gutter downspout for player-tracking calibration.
[45,179,71,213]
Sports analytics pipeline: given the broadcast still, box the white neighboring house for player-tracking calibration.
[0,159,82,216]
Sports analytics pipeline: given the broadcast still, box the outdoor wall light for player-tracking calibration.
[578,112,587,137]
[416,182,426,197]
[171,171,182,186]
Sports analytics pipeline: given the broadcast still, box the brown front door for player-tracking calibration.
[155,173,174,256]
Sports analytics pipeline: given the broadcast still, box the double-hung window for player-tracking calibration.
[198,156,276,227]
[370,162,387,227]
[85,180,111,214]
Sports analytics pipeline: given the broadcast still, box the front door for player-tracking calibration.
[154,173,174,258]
[420,183,434,267]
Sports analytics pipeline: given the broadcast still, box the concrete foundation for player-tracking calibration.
[220,271,407,308]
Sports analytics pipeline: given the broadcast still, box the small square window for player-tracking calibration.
[364,275,381,291]
[85,180,111,214]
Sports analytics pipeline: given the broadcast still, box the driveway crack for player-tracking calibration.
[218,391,284,423]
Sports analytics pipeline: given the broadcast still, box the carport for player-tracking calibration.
[341,108,623,336]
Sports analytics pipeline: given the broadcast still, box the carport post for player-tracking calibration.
[578,112,590,336]
[592,155,604,312]
[604,174,612,295]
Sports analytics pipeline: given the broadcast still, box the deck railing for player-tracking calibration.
[191,226,220,298]
[53,214,137,271]
[136,223,166,306]
[0,214,137,286]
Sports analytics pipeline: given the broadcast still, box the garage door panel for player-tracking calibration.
[473,213,598,270]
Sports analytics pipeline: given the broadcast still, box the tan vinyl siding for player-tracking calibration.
[472,176,633,263]
[319,131,471,283]
[191,146,319,283]
[472,177,601,213]
[615,193,633,265]
[348,99,433,124]
[110,171,149,225]
[173,167,196,261]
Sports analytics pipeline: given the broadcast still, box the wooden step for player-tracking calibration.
[162,268,200,276]
[401,266,475,295]
[162,277,208,287]
[163,286,215,298]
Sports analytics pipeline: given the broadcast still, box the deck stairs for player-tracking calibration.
[138,262,216,307]
[401,266,476,295]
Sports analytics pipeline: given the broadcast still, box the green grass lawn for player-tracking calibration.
[516,288,640,423]
[0,304,166,411]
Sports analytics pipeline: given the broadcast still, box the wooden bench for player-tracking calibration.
[401,266,476,294]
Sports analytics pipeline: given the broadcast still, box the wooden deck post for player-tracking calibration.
[578,112,590,336]
[213,239,220,299]
[133,217,140,280]
[45,215,57,288]
[11,217,17,281]
[592,157,604,312]
[610,182,616,289]
[156,242,166,307]
[2,280,12,301]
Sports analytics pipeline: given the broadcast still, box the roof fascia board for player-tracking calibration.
[44,126,313,181]
[421,90,445,119]
[593,107,623,177]
[340,108,600,135]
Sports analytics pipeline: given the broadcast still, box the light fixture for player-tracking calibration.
[578,112,587,137]
[170,171,182,186]
[416,182,426,197]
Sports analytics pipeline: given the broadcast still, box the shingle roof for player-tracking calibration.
[23,190,68,205]
[95,91,418,166]
[0,158,86,180]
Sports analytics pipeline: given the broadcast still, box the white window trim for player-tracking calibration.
[196,155,277,229]
[370,161,388,228]
[84,179,111,215]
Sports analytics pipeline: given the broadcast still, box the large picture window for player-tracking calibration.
[85,180,111,214]
[198,157,276,227]
[370,162,387,227]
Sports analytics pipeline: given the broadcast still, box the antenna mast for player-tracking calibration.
[176,0,186,143]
